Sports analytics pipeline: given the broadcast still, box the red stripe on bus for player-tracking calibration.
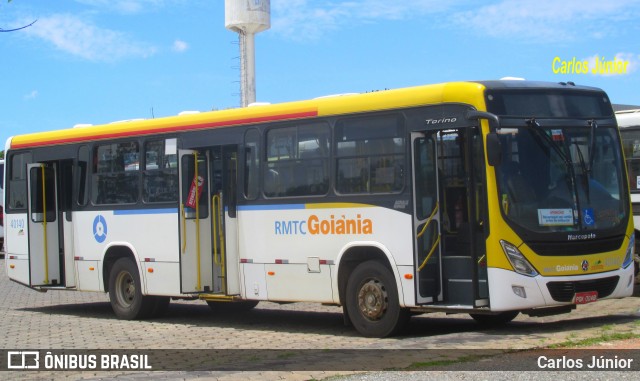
[11,109,318,149]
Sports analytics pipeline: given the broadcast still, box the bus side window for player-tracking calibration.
[8,152,32,210]
[77,146,89,206]
[244,129,260,200]
[335,114,404,195]
[143,139,178,203]
[92,142,140,205]
[264,123,329,197]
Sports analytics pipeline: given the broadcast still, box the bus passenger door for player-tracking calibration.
[432,128,488,307]
[27,163,61,287]
[178,150,214,293]
[210,146,240,295]
[411,132,443,304]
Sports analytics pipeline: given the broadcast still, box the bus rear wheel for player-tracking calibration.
[108,258,156,320]
[345,260,409,338]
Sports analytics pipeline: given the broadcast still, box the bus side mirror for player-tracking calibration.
[486,133,502,167]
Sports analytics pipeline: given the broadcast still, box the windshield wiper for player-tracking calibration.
[525,118,580,219]
[525,118,574,175]
[573,142,591,203]
[588,119,598,174]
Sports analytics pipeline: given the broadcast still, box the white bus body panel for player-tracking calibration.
[63,216,76,287]
[4,214,29,254]
[224,212,241,295]
[264,263,333,302]
[396,265,416,307]
[241,263,268,300]
[72,209,181,295]
[236,204,414,305]
[142,261,181,295]
[75,260,101,291]
[631,193,640,231]
[4,213,30,285]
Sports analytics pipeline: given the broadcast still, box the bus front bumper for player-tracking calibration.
[486,265,635,312]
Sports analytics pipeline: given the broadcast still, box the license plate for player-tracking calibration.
[574,291,598,304]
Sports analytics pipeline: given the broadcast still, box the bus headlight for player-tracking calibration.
[622,235,634,269]
[500,240,538,277]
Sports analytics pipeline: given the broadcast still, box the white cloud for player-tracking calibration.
[453,0,640,42]
[584,53,640,76]
[269,0,640,43]
[20,14,156,62]
[618,53,640,74]
[172,39,188,53]
[270,0,453,41]
[74,0,167,14]
[23,90,38,100]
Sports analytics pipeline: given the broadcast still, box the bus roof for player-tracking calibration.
[616,109,640,128]
[8,80,606,150]
[475,80,603,92]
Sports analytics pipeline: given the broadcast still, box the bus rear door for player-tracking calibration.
[210,145,240,295]
[27,163,61,287]
[178,150,214,293]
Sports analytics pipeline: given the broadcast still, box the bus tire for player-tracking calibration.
[108,258,155,320]
[345,260,409,338]
[206,300,259,313]
[469,311,519,325]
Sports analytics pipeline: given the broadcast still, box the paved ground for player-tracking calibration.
[0,257,638,380]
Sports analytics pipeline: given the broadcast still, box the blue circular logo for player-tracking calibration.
[93,215,108,243]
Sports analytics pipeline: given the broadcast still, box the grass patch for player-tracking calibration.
[406,355,490,369]
[276,351,296,359]
[548,332,640,348]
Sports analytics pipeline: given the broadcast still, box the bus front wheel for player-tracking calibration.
[345,260,409,338]
[108,258,156,320]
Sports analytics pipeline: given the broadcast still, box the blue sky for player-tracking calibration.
[1,0,640,151]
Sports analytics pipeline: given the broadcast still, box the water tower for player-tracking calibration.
[225,0,271,107]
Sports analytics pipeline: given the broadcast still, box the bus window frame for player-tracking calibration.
[334,113,406,196]
[6,151,33,212]
[263,121,331,199]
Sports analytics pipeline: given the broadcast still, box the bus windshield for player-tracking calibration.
[494,122,627,233]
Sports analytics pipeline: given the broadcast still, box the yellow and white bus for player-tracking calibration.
[4,80,635,337]
[616,108,640,282]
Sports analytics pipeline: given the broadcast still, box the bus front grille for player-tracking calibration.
[546,276,619,302]
[528,235,624,256]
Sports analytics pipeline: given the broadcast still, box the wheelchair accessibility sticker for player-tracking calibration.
[93,215,108,243]
[583,208,595,226]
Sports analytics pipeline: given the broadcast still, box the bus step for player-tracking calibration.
[442,256,473,279]
[199,294,236,302]
[445,278,474,305]
[419,277,439,298]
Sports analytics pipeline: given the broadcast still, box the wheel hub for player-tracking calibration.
[116,272,135,307]
[357,279,388,321]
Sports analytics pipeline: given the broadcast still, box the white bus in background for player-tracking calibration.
[1,158,4,252]
[616,109,640,282]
